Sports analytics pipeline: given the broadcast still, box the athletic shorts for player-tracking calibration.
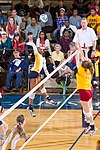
[28,71,39,79]
[78,89,93,102]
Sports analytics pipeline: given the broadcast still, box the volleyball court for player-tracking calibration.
[0,50,100,150]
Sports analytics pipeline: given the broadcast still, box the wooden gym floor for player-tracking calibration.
[3,109,100,150]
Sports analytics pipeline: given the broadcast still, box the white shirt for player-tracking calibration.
[60,25,77,37]
[73,27,97,47]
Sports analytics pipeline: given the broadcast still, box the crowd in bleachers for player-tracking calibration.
[0,0,100,93]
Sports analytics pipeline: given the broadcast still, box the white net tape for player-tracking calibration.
[0,50,78,121]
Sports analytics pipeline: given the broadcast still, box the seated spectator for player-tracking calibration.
[36,31,52,57]
[40,6,53,33]
[87,8,100,33]
[55,0,67,16]
[11,8,22,27]
[26,16,41,41]
[24,32,36,63]
[72,0,90,17]
[56,60,73,90]
[60,20,77,39]
[14,0,30,18]
[60,29,72,57]
[67,42,78,73]
[6,17,20,39]
[69,9,82,29]
[52,44,64,67]
[4,50,28,92]
[0,31,12,61]
[0,9,7,30]
[90,0,100,16]
[12,32,25,55]
[53,8,68,43]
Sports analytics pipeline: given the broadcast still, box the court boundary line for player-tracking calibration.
[0,50,78,121]
[19,89,77,150]
[69,110,100,150]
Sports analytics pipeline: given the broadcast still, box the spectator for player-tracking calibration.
[52,44,64,67]
[0,31,12,61]
[72,0,90,17]
[97,25,100,38]
[6,17,20,39]
[40,6,53,33]
[36,31,52,57]
[90,0,100,16]
[67,42,78,73]
[53,8,68,43]
[69,9,82,29]
[73,17,97,59]
[55,0,67,16]
[60,29,72,57]
[60,20,77,39]
[14,0,30,18]
[87,8,100,33]
[11,8,22,27]
[4,50,28,92]
[56,60,73,89]
[0,9,7,30]
[26,16,41,41]
[24,32,36,63]
[12,32,25,55]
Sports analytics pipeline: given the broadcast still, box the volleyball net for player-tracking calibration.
[0,50,80,149]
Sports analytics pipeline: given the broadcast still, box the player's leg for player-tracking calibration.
[38,76,58,106]
[80,100,97,136]
[27,71,39,117]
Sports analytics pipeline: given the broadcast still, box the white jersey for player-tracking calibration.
[2,126,21,150]
[26,42,49,76]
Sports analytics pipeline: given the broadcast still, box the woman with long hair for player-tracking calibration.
[12,32,25,55]
[76,60,97,136]
[36,31,52,58]
[2,114,29,149]
[6,16,20,39]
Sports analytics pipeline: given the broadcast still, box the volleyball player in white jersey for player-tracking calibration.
[27,42,58,117]
[2,115,29,150]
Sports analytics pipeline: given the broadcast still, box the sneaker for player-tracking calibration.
[3,87,10,92]
[84,126,91,134]
[46,99,58,106]
[90,127,98,136]
[13,88,19,92]
[27,106,36,117]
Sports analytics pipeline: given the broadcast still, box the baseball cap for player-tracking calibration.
[27,32,33,36]
[60,8,65,12]
[14,32,19,37]
[1,31,7,35]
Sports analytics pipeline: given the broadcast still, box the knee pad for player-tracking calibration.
[40,87,46,93]
[29,93,35,99]
[84,111,92,118]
